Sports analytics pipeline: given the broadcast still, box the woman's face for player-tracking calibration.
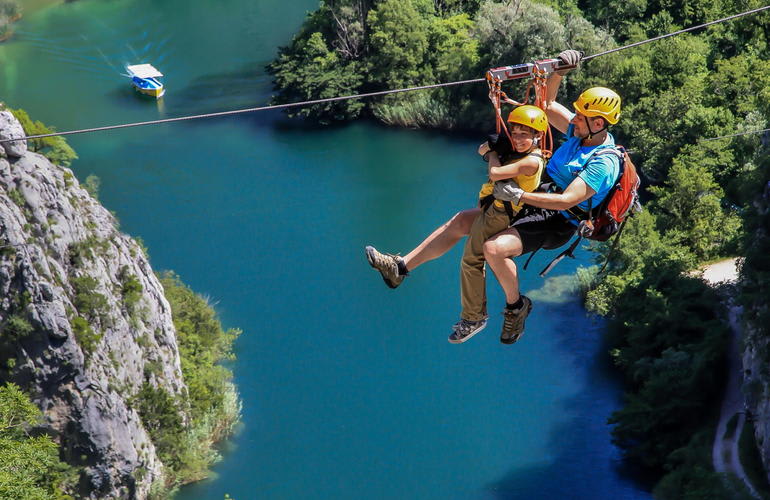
[509,125,537,152]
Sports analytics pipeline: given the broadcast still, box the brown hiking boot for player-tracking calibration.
[365,245,405,289]
[500,296,533,344]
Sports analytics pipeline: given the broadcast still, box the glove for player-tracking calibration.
[493,180,524,205]
[556,49,583,75]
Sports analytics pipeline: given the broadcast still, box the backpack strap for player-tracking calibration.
[598,218,628,275]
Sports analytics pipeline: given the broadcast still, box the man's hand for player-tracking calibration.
[493,180,524,205]
[556,49,582,75]
[478,142,491,156]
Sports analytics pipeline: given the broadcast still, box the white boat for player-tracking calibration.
[126,64,165,98]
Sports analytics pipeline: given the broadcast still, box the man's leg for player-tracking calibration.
[483,227,533,344]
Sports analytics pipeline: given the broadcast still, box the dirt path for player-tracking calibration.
[702,259,759,498]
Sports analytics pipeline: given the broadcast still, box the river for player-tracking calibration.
[2,0,651,498]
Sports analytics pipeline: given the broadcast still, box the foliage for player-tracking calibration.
[117,266,143,314]
[70,316,101,356]
[71,275,109,324]
[0,383,74,499]
[3,315,33,341]
[269,0,611,128]
[68,235,109,268]
[0,0,20,41]
[83,175,100,200]
[131,383,185,469]
[131,272,241,489]
[8,108,77,167]
[159,272,240,425]
[7,188,26,208]
[268,32,364,124]
[651,428,736,499]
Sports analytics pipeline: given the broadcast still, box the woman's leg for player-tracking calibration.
[403,208,480,271]
[483,227,525,304]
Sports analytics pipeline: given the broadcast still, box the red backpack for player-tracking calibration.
[539,145,642,276]
[579,145,641,241]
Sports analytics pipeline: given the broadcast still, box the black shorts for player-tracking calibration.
[510,206,576,255]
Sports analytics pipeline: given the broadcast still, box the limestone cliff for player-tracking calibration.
[0,110,187,498]
[739,168,770,487]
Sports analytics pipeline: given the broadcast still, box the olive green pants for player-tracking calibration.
[460,204,512,322]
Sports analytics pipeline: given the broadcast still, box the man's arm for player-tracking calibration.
[515,176,595,210]
[544,74,572,135]
[544,50,582,134]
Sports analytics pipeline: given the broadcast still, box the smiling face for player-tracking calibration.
[570,112,607,139]
[509,124,538,152]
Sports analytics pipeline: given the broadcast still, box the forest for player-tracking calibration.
[270,0,770,497]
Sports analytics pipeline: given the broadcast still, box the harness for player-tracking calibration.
[478,151,544,222]
[522,147,624,276]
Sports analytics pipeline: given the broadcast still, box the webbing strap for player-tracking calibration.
[599,218,628,274]
[539,232,581,277]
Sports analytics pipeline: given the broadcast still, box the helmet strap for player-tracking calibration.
[584,116,608,141]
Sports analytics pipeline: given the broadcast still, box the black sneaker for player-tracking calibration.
[365,245,405,289]
[448,318,488,344]
[500,296,533,344]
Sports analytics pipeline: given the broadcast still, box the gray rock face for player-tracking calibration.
[742,324,770,486]
[0,114,186,498]
[0,110,28,158]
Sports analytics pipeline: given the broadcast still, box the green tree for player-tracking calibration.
[650,155,742,260]
[268,32,364,123]
[367,0,434,88]
[9,108,77,167]
[0,383,74,499]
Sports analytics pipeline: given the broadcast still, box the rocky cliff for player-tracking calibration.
[740,165,770,487]
[0,110,188,498]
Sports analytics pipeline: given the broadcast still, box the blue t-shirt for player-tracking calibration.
[546,124,620,223]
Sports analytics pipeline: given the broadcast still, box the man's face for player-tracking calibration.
[570,112,604,138]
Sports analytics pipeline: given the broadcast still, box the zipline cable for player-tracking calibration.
[582,4,770,62]
[1,4,769,145]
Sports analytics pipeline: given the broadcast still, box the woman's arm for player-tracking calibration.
[488,155,539,182]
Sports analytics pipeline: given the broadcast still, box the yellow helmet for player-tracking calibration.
[507,105,548,133]
[573,87,621,124]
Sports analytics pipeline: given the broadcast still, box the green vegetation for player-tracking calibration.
[3,315,33,341]
[275,0,770,495]
[269,0,614,128]
[7,188,26,208]
[132,272,241,491]
[83,175,100,200]
[68,234,110,268]
[0,0,20,42]
[118,265,143,315]
[8,108,77,167]
[0,383,75,499]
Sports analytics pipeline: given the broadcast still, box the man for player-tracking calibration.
[481,49,622,343]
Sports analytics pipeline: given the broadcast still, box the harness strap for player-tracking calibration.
[539,232,582,277]
[599,218,628,274]
[522,247,540,271]
[479,194,517,223]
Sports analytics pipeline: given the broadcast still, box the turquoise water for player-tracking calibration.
[3,1,651,498]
